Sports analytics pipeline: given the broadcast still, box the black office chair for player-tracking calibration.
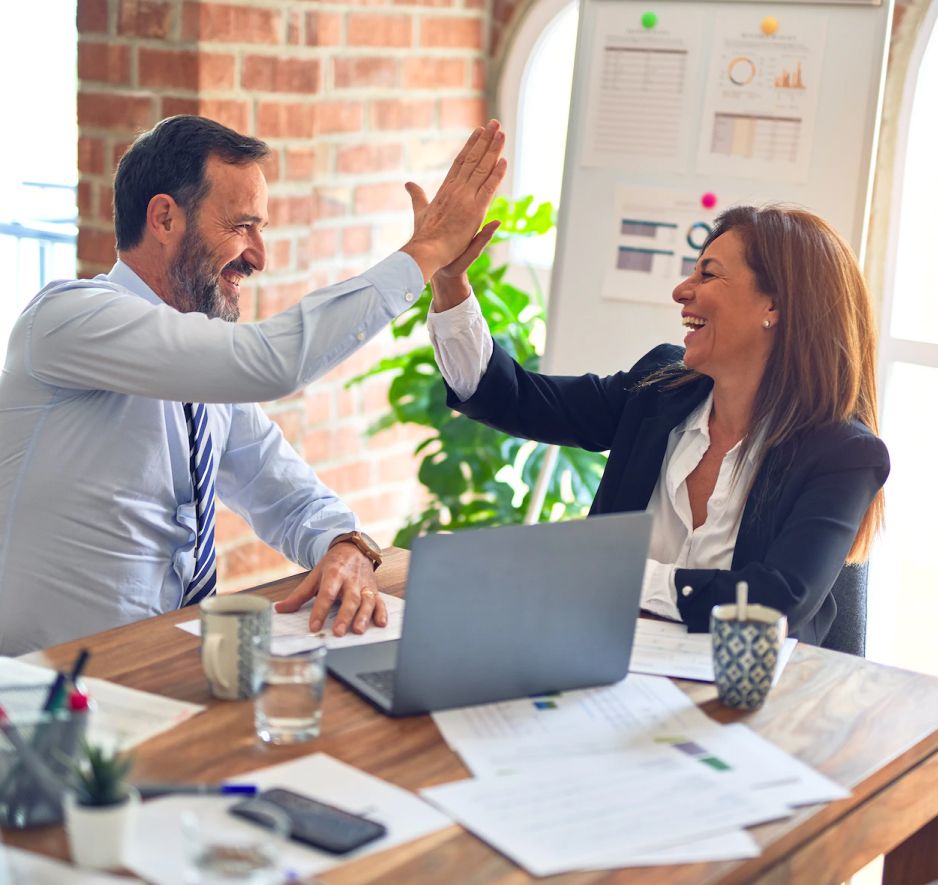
[820,562,868,657]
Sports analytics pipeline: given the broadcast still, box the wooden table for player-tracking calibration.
[4,548,938,884]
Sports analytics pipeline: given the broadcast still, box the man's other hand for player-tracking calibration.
[274,543,388,636]
[401,119,507,283]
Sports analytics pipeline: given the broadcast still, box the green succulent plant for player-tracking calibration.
[67,739,134,807]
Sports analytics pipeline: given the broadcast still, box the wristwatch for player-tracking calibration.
[329,531,383,571]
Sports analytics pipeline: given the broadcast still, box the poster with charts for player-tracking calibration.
[581,3,705,172]
[601,186,737,305]
[696,10,828,183]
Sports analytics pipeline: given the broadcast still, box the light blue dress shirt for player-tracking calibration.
[0,253,424,655]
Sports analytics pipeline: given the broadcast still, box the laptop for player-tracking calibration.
[327,511,652,717]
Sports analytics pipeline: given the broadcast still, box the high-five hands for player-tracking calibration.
[401,120,507,283]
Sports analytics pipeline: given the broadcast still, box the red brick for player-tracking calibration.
[307,228,339,260]
[402,57,464,89]
[215,507,253,543]
[333,57,397,90]
[260,151,281,184]
[77,180,93,219]
[139,49,236,91]
[471,59,485,90]
[375,451,419,484]
[78,136,106,174]
[285,147,317,180]
[317,460,373,492]
[361,376,391,413]
[218,540,289,580]
[354,182,412,215]
[113,140,134,168]
[421,16,484,49]
[118,0,171,38]
[257,279,313,319]
[336,143,402,175]
[268,195,316,228]
[347,14,411,47]
[440,96,487,129]
[316,101,364,135]
[257,102,316,139]
[242,56,320,94]
[77,226,117,265]
[78,43,131,85]
[97,184,115,222]
[408,136,464,171]
[78,0,109,34]
[303,426,365,464]
[342,225,371,256]
[337,387,359,419]
[394,0,453,6]
[315,187,352,219]
[372,98,435,131]
[305,389,335,425]
[183,2,280,44]
[161,97,249,133]
[305,12,342,46]
[270,407,304,442]
[464,0,485,8]
[78,92,154,131]
[267,238,293,271]
[342,490,400,525]
[287,10,301,45]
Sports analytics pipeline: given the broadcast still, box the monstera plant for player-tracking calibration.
[349,196,607,547]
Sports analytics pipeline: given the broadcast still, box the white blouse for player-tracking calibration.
[427,296,758,622]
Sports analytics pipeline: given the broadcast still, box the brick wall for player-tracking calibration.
[76,0,491,591]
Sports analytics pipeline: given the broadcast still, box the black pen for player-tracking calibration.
[68,648,90,686]
[136,783,258,799]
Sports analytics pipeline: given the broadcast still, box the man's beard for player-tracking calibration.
[167,226,252,322]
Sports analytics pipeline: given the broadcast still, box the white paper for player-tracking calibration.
[175,592,404,655]
[421,749,788,877]
[125,753,451,885]
[0,845,142,884]
[696,10,828,183]
[601,186,737,305]
[0,658,204,751]
[582,3,705,172]
[629,619,797,685]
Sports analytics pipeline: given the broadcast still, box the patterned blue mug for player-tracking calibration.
[710,603,787,711]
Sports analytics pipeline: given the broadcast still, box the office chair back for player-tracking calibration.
[821,562,868,657]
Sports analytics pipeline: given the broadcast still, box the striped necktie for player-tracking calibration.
[181,402,217,606]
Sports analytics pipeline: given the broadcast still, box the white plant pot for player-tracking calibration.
[63,786,140,870]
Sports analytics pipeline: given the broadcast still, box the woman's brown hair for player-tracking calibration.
[661,205,883,562]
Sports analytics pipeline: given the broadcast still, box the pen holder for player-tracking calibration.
[0,685,88,828]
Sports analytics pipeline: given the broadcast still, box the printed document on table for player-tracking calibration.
[630,619,797,684]
[421,748,789,877]
[0,845,143,883]
[0,657,204,751]
[175,592,404,654]
[126,753,452,885]
[432,673,716,777]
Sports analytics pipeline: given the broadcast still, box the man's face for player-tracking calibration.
[167,156,269,321]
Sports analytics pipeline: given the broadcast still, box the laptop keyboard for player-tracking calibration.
[357,668,395,701]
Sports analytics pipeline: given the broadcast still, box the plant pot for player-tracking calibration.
[63,785,140,870]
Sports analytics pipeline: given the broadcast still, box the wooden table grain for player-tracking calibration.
[4,547,938,884]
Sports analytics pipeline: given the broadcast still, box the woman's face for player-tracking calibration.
[671,229,776,382]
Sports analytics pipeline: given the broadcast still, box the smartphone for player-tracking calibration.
[230,787,387,854]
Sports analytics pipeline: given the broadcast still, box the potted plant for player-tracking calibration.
[62,739,139,870]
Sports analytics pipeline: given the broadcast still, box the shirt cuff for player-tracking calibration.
[426,292,484,338]
[639,558,682,622]
[362,252,426,318]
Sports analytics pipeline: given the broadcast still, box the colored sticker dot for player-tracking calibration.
[641,11,657,29]
[701,192,717,210]
[761,16,779,36]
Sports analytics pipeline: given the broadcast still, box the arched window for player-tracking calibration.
[497,0,578,270]
[869,3,938,675]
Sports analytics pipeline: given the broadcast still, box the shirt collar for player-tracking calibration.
[105,260,164,307]
[677,390,763,464]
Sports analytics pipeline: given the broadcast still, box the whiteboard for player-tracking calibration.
[543,0,892,377]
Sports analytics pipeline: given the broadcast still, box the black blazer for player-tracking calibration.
[447,343,890,646]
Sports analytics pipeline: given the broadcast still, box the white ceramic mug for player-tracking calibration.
[199,595,271,700]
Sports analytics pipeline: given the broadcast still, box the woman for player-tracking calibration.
[426,205,889,646]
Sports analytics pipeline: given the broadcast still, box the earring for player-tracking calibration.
[762,319,771,329]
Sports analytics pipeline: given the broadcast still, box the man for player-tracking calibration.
[0,115,505,655]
